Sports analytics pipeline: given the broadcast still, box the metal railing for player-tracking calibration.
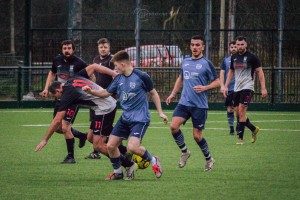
[0,66,299,105]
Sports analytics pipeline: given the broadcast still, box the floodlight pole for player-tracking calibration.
[278,0,284,102]
[204,0,212,59]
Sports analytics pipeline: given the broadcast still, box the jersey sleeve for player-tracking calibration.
[250,54,261,69]
[208,60,218,81]
[106,75,120,94]
[140,72,154,92]
[220,58,226,70]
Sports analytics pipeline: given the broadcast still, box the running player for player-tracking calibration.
[223,36,267,144]
[166,35,220,171]
[220,41,237,135]
[83,50,169,180]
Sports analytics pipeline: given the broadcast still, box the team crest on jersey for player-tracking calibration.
[243,56,248,62]
[130,82,136,89]
[196,64,202,69]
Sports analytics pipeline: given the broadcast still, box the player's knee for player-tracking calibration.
[170,124,179,134]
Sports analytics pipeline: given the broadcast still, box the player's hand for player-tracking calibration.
[223,87,228,97]
[159,113,169,124]
[261,88,267,98]
[165,94,175,105]
[35,140,47,152]
[82,86,92,94]
[220,86,225,93]
[193,85,207,93]
[41,89,48,97]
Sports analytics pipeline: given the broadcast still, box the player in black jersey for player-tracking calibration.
[85,38,116,159]
[41,40,88,162]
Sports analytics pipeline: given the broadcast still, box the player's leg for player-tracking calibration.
[60,119,76,164]
[226,91,235,135]
[170,104,191,168]
[236,89,254,144]
[85,129,101,159]
[191,108,215,171]
[67,105,87,148]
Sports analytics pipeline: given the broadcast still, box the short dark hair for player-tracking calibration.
[97,38,110,45]
[48,81,62,94]
[236,36,247,42]
[111,50,130,63]
[191,35,205,45]
[229,40,236,46]
[60,40,75,50]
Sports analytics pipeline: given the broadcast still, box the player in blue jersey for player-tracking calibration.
[220,41,237,135]
[223,36,267,145]
[83,50,169,180]
[166,35,220,171]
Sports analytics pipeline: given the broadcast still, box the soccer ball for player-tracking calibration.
[131,154,150,170]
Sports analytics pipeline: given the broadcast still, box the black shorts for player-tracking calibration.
[233,89,254,107]
[225,91,234,107]
[89,107,117,136]
[53,100,79,123]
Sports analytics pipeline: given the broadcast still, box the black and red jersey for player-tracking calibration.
[51,55,88,83]
[58,69,116,115]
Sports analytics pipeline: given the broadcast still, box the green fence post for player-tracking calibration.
[17,66,22,107]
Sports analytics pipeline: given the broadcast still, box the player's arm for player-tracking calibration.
[35,111,65,152]
[85,63,117,78]
[256,67,267,98]
[82,86,112,98]
[193,78,220,93]
[41,71,56,97]
[166,75,183,105]
[219,70,225,93]
[223,69,234,97]
[149,88,168,124]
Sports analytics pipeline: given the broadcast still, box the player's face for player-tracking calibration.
[98,43,110,57]
[190,39,205,59]
[113,61,125,74]
[229,44,237,55]
[236,40,247,54]
[62,44,74,58]
[50,89,62,99]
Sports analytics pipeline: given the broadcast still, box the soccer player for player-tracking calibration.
[41,40,88,163]
[83,50,169,180]
[223,36,267,145]
[220,41,237,135]
[165,35,219,171]
[35,64,136,179]
[85,38,115,160]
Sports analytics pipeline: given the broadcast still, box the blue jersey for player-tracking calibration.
[220,55,235,91]
[106,68,154,122]
[179,57,218,109]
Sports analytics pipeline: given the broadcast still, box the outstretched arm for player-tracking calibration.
[150,88,168,124]
[34,111,65,152]
[82,86,112,98]
[193,78,220,93]
[85,63,117,78]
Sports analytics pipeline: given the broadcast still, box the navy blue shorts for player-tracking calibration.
[89,108,116,136]
[233,89,254,107]
[111,117,149,140]
[173,104,207,130]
